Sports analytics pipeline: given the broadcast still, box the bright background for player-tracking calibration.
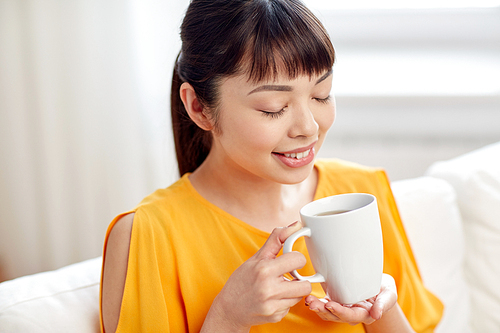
[0,0,499,281]
[304,0,500,179]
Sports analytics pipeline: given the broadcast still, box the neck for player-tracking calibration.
[188,150,318,232]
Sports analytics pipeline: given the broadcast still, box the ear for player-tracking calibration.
[179,82,214,131]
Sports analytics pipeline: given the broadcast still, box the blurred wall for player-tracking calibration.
[0,0,188,280]
[313,6,500,180]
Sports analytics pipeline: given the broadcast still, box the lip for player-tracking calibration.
[272,141,317,168]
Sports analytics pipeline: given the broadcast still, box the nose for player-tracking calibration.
[288,104,319,138]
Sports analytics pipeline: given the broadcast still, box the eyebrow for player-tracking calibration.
[247,69,333,95]
[316,69,333,85]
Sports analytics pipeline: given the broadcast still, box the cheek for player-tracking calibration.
[221,114,282,152]
[317,105,336,132]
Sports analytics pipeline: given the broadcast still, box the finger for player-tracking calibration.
[279,296,305,309]
[263,297,304,323]
[277,221,304,243]
[306,297,343,322]
[350,300,374,312]
[304,294,331,308]
[275,279,312,299]
[370,275,397,320]
[370,299,384,320]
[262,274,311,301]
[370,290,395,320]
[325,301,375,325]
[305,296,326,312]
[305,294,319,305]
[256,221,303,260]
[267,297,306,324]
[273,250,307,276]
[312,307,342,322]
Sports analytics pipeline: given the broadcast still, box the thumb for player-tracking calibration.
[370,274,397,320]
[257,221,303,260]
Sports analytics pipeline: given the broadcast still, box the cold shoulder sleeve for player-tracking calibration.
[100,206,185,332]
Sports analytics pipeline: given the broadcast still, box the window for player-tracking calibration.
[304,1,500,180]
[303,1,500,96]
[304,0,500,10]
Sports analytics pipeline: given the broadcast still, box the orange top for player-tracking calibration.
[100,159,443,332]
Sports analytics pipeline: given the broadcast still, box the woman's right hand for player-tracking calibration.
[201,222,312,332]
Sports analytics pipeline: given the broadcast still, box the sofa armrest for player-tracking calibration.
[427,141,500,333]
[0,257,101,333]
[392,176,471,333]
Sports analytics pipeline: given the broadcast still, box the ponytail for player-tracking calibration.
[170,53,212,176]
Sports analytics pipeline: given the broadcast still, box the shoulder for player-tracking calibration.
[103,213,134,285]
[315,158,389,195]
[108,213,134,243]
[133,175,195,215]
[113,175,194,231]
[315,158,383,176]
[104,212,135,275]
[104,175,202,254]
[102,212,134,333]
[138,175,191,206]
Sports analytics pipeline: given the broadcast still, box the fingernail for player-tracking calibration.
[287,221,299,228]
[309,307,319,313]
[326,306,335,313]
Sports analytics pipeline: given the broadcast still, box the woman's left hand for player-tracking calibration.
[304,274,398,325]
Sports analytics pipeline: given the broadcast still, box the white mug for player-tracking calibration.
[283,193,383,305]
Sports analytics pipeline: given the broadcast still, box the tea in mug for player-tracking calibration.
[314,210,351,216]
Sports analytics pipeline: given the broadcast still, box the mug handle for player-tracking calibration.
[282,227,325,283]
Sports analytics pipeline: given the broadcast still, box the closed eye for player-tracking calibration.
[261,108,286,119]
[314,96,331,104]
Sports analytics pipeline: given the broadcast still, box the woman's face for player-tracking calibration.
[209,69,335,184]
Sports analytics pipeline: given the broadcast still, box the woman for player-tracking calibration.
[100,0,443,332]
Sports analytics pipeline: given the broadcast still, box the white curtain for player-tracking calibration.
[0,0,188,280]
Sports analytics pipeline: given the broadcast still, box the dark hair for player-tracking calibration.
[171,0,335,176]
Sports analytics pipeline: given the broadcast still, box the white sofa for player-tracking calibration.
[1,142,499,333]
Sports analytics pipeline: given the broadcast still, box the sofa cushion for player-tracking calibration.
[426,141,500,332]
[392,177,471,333]
[0,256,101,333]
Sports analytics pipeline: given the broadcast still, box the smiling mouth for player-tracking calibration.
[280,149,312,159]
[274,141,317,159]
[273,143,316,168]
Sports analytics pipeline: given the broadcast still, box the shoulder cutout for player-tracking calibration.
[102,213,134,333]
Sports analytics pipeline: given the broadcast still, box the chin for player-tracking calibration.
[274,163,315,185]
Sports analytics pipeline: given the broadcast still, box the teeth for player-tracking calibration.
[283,149,311,159]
